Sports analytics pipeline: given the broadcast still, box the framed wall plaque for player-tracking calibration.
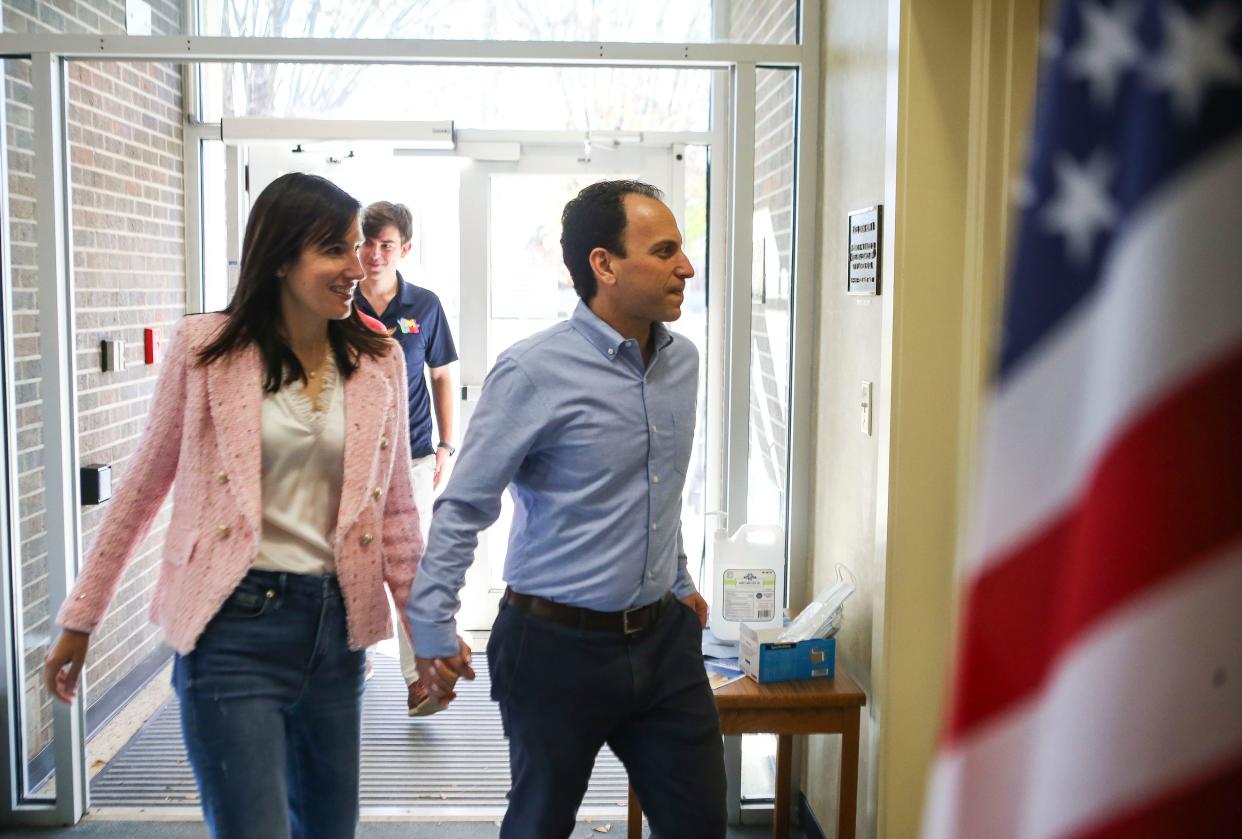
[847,205,882,295]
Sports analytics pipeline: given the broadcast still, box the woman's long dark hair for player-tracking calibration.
[197,172,390,390]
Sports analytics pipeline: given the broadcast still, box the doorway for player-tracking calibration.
[67,125,713,819]
[215,126,710,631]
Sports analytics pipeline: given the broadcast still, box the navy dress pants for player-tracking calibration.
[488,596,727,839]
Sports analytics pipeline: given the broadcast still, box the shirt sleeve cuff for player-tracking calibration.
[672,574,697,600]
[409,620,461,660]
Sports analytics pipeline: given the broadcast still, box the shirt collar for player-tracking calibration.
[353,271,415,318]
[395,271,418,307]
[569,300,675,362]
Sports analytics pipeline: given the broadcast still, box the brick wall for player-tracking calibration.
[4,0,185,765]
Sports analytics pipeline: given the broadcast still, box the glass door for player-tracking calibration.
[204,133,710,633]
[1,54,87,827]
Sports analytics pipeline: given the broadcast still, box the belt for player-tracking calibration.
[502,587,675,635]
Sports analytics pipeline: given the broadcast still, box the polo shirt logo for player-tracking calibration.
[398,318,421,334]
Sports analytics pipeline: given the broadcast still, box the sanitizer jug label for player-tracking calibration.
[722,569,777,622]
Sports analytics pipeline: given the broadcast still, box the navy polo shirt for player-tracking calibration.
[354,272,458,458]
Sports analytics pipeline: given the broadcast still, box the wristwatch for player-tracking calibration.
[437,441,456,456]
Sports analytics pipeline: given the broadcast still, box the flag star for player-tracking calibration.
[1041,151,1118,265]
[1067,1,1142,107]
[1148,3,1242,119]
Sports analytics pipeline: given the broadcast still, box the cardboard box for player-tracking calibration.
[739,624,836,684]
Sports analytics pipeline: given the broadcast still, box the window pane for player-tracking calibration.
[201,141,232,312]
[3,55,56,801]
[201,63,711,132]
[746,67,796,529]
[720,0,799,45]
[679,144,710,581]
[70,55,189,757]
[201,0,801,43]
[202,0,718,42]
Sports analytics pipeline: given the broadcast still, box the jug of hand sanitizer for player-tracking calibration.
[709,524,786,642]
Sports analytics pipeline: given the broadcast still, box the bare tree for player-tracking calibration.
[221,0,454,116]
[220,0,710,129]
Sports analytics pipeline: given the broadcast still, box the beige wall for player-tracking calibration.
[805,0,1040,836]
[807,0,889,835]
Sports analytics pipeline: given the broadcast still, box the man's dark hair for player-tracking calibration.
[363,201,414,244]
[560,180,664,302]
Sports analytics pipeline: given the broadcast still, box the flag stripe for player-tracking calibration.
[949,343,1242,738]
[926,4,1242,837]
[923,546,1242,839]
[1064,755,1242,839]
[973,143,1242,568]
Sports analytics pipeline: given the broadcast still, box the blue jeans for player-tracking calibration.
[173,570,366,839]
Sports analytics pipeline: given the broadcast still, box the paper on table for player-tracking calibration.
[702,627,740,659]
[704,659,746,690]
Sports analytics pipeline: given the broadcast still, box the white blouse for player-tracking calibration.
[252,356,345,576]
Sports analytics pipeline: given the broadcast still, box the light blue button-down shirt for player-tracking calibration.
[407,301,699,658]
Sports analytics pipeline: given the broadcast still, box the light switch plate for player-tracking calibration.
[101,339,125,373]
[861,381,872,436]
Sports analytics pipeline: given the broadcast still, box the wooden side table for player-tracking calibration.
[627,665,867,839]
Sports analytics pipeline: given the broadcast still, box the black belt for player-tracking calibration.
[502,587,674,635]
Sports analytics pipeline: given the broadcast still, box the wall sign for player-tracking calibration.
[848,205,882,295]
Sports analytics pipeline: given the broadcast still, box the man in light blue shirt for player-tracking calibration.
[408,180,725,837]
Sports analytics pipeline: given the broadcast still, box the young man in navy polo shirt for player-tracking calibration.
[355,201,458,716]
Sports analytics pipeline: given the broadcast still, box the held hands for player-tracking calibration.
[681,591,710,628]
[44,629,91,704]
[414,635,476,708]
[433,447,451,489]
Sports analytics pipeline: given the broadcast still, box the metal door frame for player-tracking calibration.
[0,6,821,822]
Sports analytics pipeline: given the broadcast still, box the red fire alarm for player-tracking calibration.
[144,327,160,364]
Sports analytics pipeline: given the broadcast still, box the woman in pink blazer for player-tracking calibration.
[43,173,469,839]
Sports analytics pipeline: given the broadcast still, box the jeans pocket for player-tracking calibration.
[675,598,706,644]
[488,605,527,706]
[216,581,280,619]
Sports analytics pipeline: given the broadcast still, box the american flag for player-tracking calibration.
[922,2,1242,838]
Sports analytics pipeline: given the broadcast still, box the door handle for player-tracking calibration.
[461,385,482,403]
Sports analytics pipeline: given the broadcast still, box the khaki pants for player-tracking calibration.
[395,453,436,684]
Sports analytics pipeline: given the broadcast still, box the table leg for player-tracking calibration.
[628,785,643,838]
[838,709,860,839]
[774,734,792,839]
[724,734,743,824]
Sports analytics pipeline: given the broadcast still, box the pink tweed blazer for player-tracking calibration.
[57,313,423,654]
